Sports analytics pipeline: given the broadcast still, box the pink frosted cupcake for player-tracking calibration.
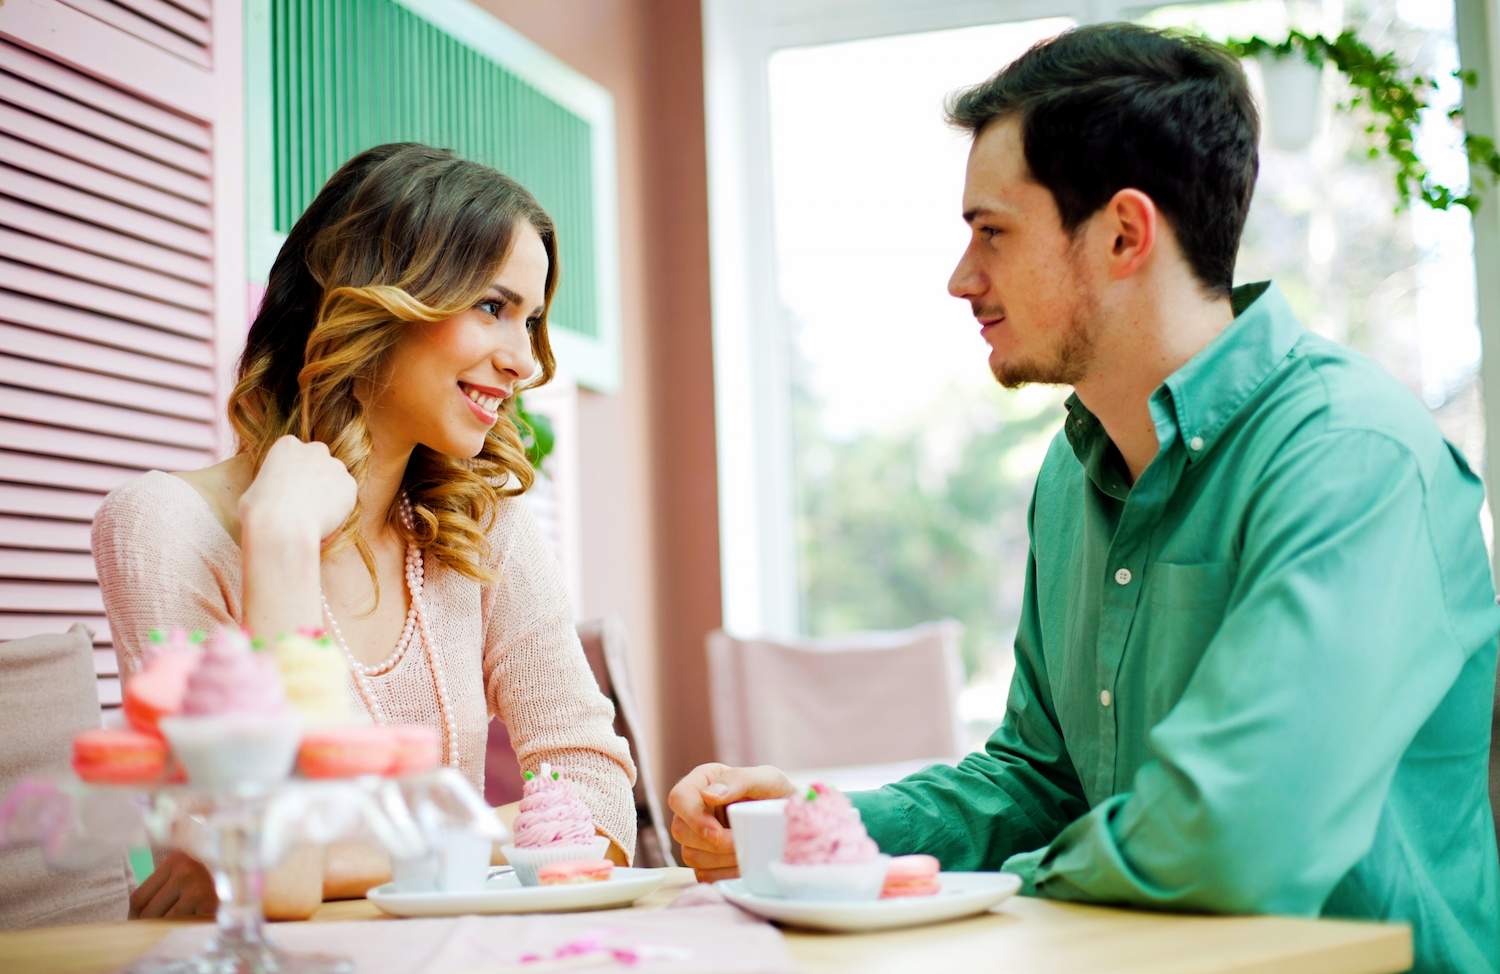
[159,626,301,790]
[500,762,609,886]
[767,783,889,901]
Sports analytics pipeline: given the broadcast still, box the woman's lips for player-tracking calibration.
[457,382,502,424]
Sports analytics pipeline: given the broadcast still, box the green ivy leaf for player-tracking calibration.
[514,394,556,472]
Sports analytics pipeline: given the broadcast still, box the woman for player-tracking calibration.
[91,143,636,917]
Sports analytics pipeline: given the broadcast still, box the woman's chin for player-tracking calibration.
[415,431,488,460]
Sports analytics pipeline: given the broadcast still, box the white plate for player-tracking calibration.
[716,872,1021,932]
[367,866,668,916]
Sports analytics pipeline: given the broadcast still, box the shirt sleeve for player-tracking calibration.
[479,497,639,861]
[851,499,1090,869]
[1004,430,1478,912]
[90,476,239,679]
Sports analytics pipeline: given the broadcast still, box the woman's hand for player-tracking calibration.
[130,850,217,919]
[238,434,357,543]
[237,435,357,642]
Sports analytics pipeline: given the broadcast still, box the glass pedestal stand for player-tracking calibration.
[0,770,504,974]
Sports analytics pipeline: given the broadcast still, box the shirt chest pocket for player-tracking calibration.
[1136,561,1237,718]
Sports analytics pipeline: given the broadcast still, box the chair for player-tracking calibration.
[0,624,129,928]
[484,619,674,867]
[706,620,967,773]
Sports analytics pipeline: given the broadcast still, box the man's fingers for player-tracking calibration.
[671,813,732,854]
[667,772,726,840]
[692,866,741,884]
[700,765,793,809]
[680,846,737,871]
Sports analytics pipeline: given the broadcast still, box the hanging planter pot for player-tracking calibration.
[1256,51,1324,152]
[1224,30,1500,211]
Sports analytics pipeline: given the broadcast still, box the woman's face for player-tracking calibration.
[365,222,547,459]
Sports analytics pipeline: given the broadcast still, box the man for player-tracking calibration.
[671,23,1500,972]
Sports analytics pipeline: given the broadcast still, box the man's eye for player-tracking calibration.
[477,299,504,317]
[979,227,1001,240]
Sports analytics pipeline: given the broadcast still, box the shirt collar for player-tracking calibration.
[1064,282,1303,478]
[1159,281,1302,463]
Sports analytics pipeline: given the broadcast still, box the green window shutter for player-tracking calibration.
[249,0,617,385]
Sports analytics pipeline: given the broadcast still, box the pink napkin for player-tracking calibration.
[121,903,794,973]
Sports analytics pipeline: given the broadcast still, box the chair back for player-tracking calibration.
[0,624,129,928]
[707,620,966,771]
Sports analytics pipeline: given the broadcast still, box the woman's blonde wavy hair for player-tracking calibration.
[229,143,559,597]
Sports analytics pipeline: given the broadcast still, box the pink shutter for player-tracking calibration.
[0,0,244,720]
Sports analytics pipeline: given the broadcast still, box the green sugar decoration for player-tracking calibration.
[146,629,165,644]
[189,630,207,644]
[551,771,560,781]
[523,771,535,781]
[806,786,818,801]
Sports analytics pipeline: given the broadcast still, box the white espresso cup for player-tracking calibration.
[391,827,492,892]
[727,798,788,896]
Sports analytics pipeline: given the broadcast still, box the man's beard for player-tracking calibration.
[992,285,1099,390]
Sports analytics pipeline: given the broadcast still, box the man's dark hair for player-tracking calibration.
[948,23,1259,298]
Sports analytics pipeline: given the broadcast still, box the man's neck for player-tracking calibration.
[1073,287,1235,483]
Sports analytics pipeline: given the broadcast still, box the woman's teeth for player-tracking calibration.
[465,386,503,413]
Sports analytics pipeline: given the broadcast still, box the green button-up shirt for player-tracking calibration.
[850,282,1500,973]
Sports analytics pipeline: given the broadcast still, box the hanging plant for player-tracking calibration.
[514,395,555,472]
[1223,29,1500,212]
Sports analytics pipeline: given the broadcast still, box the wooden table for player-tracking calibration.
[0,868,1412,974]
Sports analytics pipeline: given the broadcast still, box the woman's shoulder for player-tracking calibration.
[92,467,238,559]
[480,492,547,567]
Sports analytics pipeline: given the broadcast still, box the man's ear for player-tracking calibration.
[1102,188,1157,280]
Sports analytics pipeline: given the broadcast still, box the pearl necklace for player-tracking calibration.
[320,494,459,768]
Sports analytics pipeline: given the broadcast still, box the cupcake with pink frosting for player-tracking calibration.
[158,626,301,791]
[767,782,889,901]
[500,762,609,886]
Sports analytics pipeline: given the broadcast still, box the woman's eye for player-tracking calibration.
[526,316,542,332]
[477,299,504,318]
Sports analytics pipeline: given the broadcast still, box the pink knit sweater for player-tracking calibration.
[91,471,637,858]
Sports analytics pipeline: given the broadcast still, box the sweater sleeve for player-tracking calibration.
[479,497,638,860]
[90,473,240,679]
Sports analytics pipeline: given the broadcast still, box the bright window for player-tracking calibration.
[717,0,1490,745]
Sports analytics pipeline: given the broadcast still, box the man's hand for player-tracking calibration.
[129,850,217,919]
[668,763,795,883]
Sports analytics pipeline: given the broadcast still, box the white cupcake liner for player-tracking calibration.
[768,855,891,902]
[500,835,609,887]
[159,714,302,791]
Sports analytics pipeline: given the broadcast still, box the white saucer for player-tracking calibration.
[367,866,668,917]
[716,872,1021,932]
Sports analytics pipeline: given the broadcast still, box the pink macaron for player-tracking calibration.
[537,858,614,885]
[72,728,168,785]
[297,726,399,778]
[881,854,941,898]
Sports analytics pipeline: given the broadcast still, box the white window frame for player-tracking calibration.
[703,0,1500,635]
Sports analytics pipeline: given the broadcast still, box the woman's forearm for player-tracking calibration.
[240,505,322,643]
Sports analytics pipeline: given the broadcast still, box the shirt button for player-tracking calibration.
[1114,568,1132,586]
[1100,689,1113,707]
[1189,436,1205,451]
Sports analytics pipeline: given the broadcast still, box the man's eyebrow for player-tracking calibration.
[962,206,1009,224]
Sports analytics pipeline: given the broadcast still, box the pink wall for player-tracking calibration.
[474,0,723,798]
